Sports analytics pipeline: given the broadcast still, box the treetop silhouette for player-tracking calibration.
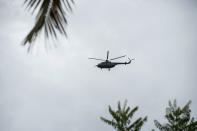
[100,100,147,131]
[154,100,197,131]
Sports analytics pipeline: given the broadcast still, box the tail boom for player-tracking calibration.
[114,58,134,65]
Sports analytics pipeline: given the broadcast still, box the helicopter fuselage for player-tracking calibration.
[97,61,116,69]
[97,59,131,69]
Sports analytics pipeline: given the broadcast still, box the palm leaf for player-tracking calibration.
[128,106,138,119]
[100,117,117,128]
[133,117,147,131]
[109,105,120,123]
[23,0,74,50]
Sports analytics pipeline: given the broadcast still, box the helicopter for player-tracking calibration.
[89,51,134,71]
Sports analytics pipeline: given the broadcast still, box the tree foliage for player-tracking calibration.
[23,0,74,50]
[100,100,147,131]
[154,100,197,131]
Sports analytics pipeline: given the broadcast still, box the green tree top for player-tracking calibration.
[100,100,147,131]
[154,100,197,131]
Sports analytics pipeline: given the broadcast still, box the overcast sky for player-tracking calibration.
[0,0,197,130]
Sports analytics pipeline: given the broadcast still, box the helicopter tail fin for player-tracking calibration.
[126,58,134,64]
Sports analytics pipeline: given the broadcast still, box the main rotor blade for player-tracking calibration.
[107,51,109,60]
[89,58,105,61]
[110,55,126,60]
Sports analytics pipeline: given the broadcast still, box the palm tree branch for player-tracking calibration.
[100,117,117,128]
[23,0,74,48]
[128,106,138,119]
[109,106,120,123]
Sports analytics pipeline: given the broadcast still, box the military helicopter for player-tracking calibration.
[89,51,134,70]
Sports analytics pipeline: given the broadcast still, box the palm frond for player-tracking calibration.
[118,101,122,112]
[23,0,74,50]
[123,99,128,112]
[109,105,120,123]
[125,107,130,115]
[128,117,142,130]
[133,116,147,131]
[154,120,163,130]
[100,117,117,128]
[128,106,138,119]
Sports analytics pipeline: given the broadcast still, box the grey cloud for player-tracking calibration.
[0,0,197,130]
